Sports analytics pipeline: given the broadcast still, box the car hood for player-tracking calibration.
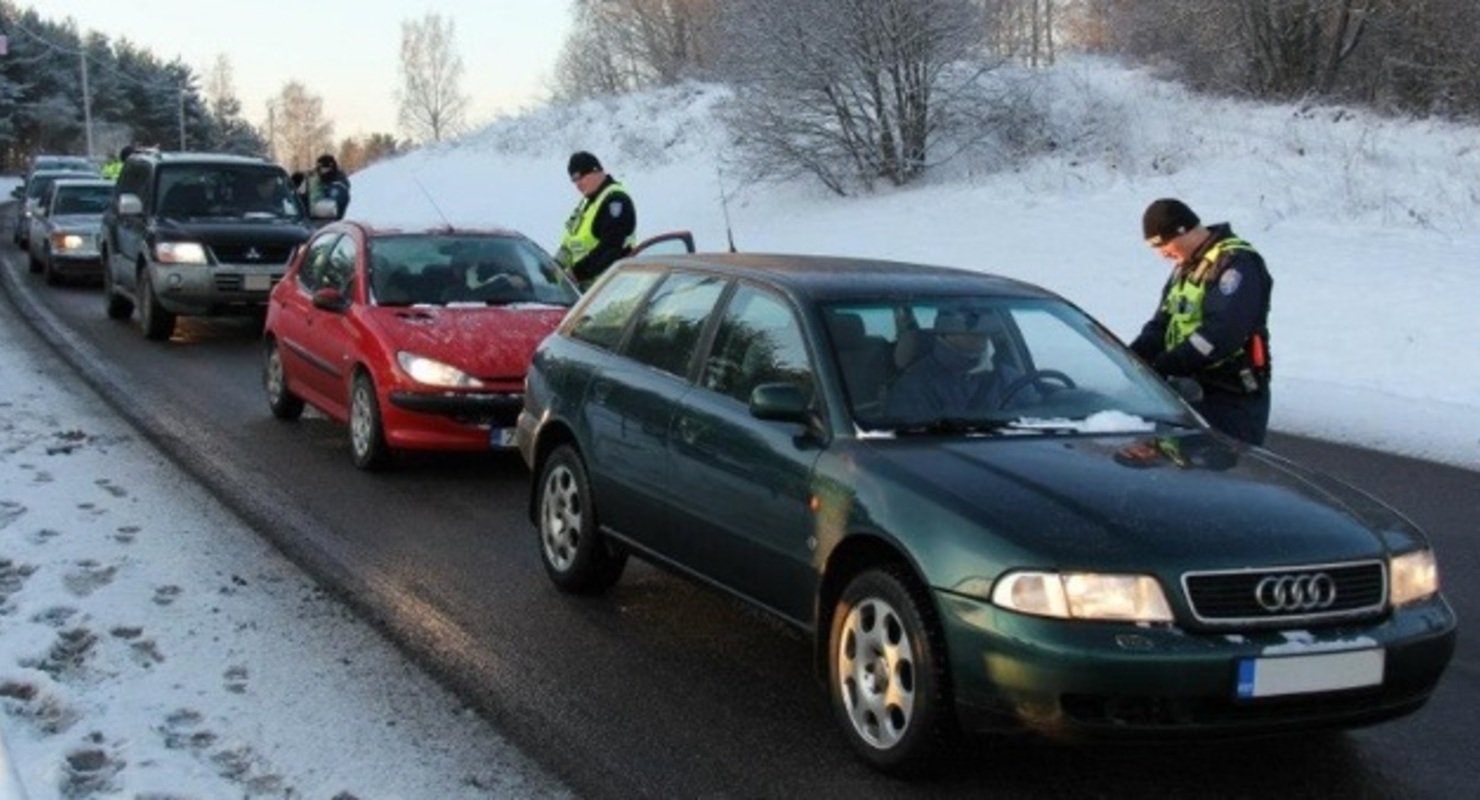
[860,432,1413,571]
[47,214,104,232]
[366,304,569,382]
[152,218,312,246]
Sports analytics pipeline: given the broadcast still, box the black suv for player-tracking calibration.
[101,151,332,340]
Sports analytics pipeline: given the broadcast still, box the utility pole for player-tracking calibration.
[80,49,95,157]
[177,89,186,151]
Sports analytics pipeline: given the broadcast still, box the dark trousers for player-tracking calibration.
[1194,387,1270,446]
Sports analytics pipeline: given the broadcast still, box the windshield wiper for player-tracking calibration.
[893,417,1018,436]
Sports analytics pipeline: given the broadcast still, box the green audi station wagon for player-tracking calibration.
[515,253,1456,772]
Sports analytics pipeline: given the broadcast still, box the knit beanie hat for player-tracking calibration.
[1142,198,1200,246]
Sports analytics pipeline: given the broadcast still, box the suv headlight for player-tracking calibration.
[1390,550,1439,606]
[155,241,208,264]
[396,352,484,388]
[991,571,1173,622]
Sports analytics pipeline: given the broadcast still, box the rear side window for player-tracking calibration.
[624,272,727,377]
[567,269,663,351]
[703,286,815,404]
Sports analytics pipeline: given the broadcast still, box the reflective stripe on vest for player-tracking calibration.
[1162,237,1257,354]
[559,181,635,265]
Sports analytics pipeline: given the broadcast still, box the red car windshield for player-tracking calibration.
[368,234,579,308]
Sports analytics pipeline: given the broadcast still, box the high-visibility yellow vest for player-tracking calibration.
[1163,237,1257,353]
[559,181,635,267]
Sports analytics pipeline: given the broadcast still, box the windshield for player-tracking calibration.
[53,185,113,215]
[367,234,580,308]
[155,165,303,219]
[27,172,94,201]
[822,297,1195,434]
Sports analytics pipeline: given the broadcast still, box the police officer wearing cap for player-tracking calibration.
[554,151,635,290]
[1130,198,1274,445]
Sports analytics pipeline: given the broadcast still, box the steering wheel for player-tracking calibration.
[995,369,1076,409]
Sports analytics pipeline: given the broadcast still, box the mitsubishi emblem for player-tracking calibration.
[244,247,262,261]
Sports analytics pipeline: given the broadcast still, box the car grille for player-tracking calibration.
[210,244,294,265]
[1182,560,1386,627]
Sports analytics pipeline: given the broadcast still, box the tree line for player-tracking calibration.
[552,0,1480,194]
[0,4,465,174]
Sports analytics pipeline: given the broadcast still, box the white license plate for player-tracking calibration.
[490,427,517,449]
[1236,649,1384,699]
[243,274,271,291]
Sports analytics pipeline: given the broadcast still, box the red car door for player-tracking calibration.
[275,232,343,413]
[295,234,363,419]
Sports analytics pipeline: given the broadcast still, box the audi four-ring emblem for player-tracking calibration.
[1255,573,1337,612]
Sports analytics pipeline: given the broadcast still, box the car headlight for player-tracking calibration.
[154,241,208,264]
[396,352,485,388]
[991,571,1173,622]
[51,232,87,250]
[1389,550,1439,606]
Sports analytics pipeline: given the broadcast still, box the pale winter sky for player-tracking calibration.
[20,0,574,138]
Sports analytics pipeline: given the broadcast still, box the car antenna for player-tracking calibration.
[411,173,454,232]
[715,162,738,253]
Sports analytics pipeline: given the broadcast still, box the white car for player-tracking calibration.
[27,178,114,284]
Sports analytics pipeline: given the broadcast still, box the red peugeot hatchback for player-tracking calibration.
[262,223,582,469]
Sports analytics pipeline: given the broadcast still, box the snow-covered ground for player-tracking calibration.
[0,239,565,797]
[4,55,1479,798]
[353,58,1480,471]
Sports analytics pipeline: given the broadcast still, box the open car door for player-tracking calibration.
[631,231,695,257]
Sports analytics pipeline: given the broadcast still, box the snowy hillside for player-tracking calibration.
[350,57,1480,471]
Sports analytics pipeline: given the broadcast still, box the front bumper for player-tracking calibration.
[150,262,286,315]
[381,389,524,452]
[937,590,1457,738]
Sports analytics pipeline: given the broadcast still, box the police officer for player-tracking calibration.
[308,154,351,219]
[554,151,635,291]
[1130,198,1274,445]
[100,145,133,181]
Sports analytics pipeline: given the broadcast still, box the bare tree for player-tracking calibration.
[397,12,469,143]
[269,81,333,172]
[983,0,1057,66]
[553,0,719,100]
[718,0,990,194]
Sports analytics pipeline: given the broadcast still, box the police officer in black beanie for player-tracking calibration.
[1130,198,1274,445]
[553,151,636,290]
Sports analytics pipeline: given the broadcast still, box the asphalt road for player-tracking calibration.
[3,227,1475,798]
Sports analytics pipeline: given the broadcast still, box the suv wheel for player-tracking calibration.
[103,252,134,320]
[349,371,390,470]
[264,338,305,420]
[536,445,627,594]
[827,565,953,774]
[138,268,176,341]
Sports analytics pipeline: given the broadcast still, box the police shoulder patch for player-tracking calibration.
[609,201,624,218]
[1218,268,1243,295]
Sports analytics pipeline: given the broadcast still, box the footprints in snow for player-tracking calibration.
[161,707,290,795]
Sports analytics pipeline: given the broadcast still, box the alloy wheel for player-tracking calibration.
[836,596,917,751]
[540,463,581,572]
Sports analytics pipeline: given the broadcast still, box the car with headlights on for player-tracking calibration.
[25,177,114,284]
[516,253,1457,773]
[262,223,593,469]
[11,168,99,250]
[101,151,329,340]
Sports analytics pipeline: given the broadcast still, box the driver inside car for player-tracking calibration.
[885,307,1026,422]
[442,256,532,303]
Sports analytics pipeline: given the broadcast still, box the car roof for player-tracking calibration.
[626,252,1059,303]
[51,178,115,189]
[353,223,528,240]
[142,152,280,168]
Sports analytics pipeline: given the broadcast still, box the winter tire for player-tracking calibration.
[349,371,390,470]
[264,338,305,421]
[828,565,953,774]
[537,445,627,594]
[139,269,176,341]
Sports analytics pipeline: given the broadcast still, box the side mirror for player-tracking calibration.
[749,382,811,424]
[1168,376,1204,404]
[310,198,338,220]
[117,193,143,216]
[311,286,348,311]
[9,186,22,200]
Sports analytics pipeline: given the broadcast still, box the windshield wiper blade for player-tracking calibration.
[894,417,1017,435]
